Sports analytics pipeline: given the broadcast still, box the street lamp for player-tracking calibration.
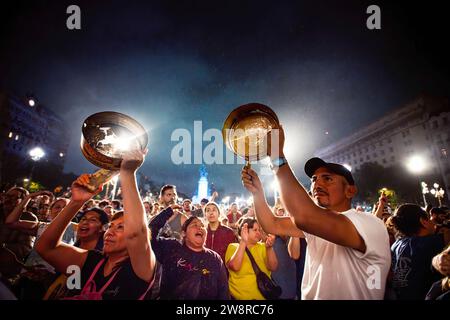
[421,182,429,206]
[406,154,428,205]
[406,155,427,174]
[28,147,45,188]
[29,147,45,161]
[430,183,445,207]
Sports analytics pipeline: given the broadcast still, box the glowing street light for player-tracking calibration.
[29,147,45,161]
[406,155,428,206]
[406,155,427,174]
[27,147,45,189]
[28,98,35,107]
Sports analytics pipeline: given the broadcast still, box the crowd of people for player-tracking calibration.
[1,128,449,300]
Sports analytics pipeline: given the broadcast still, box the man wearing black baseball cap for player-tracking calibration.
[241,126,391,300]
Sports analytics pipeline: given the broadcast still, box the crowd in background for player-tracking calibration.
[0,164,449,300]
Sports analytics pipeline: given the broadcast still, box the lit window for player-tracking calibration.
[8,132,13,138]
[15,135,19,141]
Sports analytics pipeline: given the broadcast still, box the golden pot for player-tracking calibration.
[222,103,280,163]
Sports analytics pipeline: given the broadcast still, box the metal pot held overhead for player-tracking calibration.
[222,103,280,164]
[80,111,148,192]
[80,111,148,170]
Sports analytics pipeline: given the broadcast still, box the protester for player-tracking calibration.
[0,187,37,279]
[157,185,187,240]
[143,201,153,219]
[103,205,114,221]
[373,192,392,223]
[241,126,391,299]
[430,207,450,235]
[149,205,229,299]
[225,217,278,300]
[4,194,72,299]
[390,203,449,299]
[426,245,450,300]
[288,236,307,299]
[227,203,242,234]
[98,200,110,209]
[270,206,297,300]
[36,149,156,299]
[111,200,122,211]
[74,207,109,251]
[204,202,237,262]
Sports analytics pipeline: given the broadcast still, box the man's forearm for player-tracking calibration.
[274,164,321,226]
[253,192,278,234]
[5,197,31,224]
[266,247,278,271]
[288,237,300,259]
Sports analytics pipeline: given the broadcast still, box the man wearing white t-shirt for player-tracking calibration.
[241,127,391,300]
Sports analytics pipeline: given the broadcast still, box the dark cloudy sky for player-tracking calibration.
[1,0,449,198]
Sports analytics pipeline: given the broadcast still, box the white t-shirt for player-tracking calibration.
[301,209,391,300]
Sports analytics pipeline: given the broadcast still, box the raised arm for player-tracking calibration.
[266,127,365,252]
[264,234,278,272]
[4,192,41,235]
[287,237,301,260]
[35,177,95,273]
[120,149,156,283]
[241,168,304,238]
[373,193,387,220]
[432,245,450,276]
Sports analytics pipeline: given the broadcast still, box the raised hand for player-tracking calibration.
[240,223,249,243]
[71,174,101,203]
[241,167,264,195]
[120,148,147,173]
[265,234,276,248]
[267,125,285,159]
[433,247,450,276]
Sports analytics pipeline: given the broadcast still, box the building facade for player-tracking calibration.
[0,91,69,184]
[314,95,450,202]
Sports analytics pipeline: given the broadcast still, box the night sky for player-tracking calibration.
[1,0,449,197]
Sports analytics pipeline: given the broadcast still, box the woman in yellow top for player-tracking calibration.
[225,217,278,299]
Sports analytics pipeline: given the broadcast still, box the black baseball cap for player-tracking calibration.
[304,157,355,185]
